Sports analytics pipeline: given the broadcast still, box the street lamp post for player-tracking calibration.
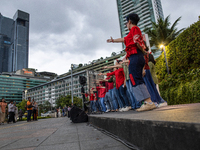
[71,64,74,104]
[160,44,170,74]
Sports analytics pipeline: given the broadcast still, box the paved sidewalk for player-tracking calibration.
[0,118,130,150]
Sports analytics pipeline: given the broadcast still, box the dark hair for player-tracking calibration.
[144,41,149,51]
[126,13,140,25]
[117,60,122,63]
[149,54,156,65]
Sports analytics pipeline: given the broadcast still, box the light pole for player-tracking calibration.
[71,64,74,104]
[160,44,170,74]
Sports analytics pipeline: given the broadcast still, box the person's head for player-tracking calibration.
[1,98,5,102]
[116,59,122,66]
[28,97,31,101]
[10,100,13,104]
[149,53,156,65]
[126,13,140,30]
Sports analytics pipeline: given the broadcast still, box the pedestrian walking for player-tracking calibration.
[0,98,7,125]
[14,102,18,122]
[33,101,38,121]
[18,109,23,121]
[26,97,33,122]
[68,106,71,118]
[8,101,16,123]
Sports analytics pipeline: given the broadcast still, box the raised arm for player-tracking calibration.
[103,65,122,69]
[107,37,124,43]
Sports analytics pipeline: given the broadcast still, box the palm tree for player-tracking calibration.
[144,15,185,52]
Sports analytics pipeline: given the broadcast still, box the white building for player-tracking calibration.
[24,70,103,107]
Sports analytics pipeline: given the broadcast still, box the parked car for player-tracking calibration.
[41,111,52,117]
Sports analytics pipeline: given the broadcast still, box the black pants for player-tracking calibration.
[33,109,36,120]
[8,112,15,123]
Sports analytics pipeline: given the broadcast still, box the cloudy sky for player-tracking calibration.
[0,0,199,75]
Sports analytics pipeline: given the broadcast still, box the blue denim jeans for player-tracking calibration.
[90,101,96,112]
[119,85,129,107]
[113,87,123,108]
[27,110,32,121]
[100,97,106,112]
[105,92,113,110]
[110,89,118,110]
[95,100,102,111]
[126,80,137,109]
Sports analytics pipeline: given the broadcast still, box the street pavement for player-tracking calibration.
[0,117,130,150]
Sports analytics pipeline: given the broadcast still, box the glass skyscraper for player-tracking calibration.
[0,73,47,103]
[0,10,29,73]
[116,0,164,38]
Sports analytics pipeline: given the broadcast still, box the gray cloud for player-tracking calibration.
[0,0,199,74]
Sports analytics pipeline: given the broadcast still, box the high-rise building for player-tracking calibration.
[0,10,29,73]
[116,0,164,38]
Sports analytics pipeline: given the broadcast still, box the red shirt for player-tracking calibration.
[144,53,150,70]
[85,93,94,101]
[89,93,95,101]
[124,26,146,59]
[106,68,125,89]
[96,86,106,98]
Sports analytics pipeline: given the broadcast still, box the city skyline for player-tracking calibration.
[0,0,199,75]
[0,10,29,73]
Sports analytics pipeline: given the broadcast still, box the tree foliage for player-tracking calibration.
[55,95,82,108]
[155,19,200,105]
[144,15,185,52]
[16,99,27,113]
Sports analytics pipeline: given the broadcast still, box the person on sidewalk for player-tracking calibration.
[8,101,16,123]
[27,97,33,122]
[107,13,156,112]
[14,102,18,122]
[33,101,38,121]
[0,98,7,125]
[68,106,71,118]
[18,109,23,121]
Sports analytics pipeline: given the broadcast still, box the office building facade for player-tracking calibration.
[0,73,48,103]
[0,10,29,73]
[24,70,103,107]
[116,0,164,38]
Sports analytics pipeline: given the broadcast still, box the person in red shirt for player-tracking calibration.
[85,88,96,113]
[97,76,115,112]
[106,13,156,112]
[100,60,129,112]
[96,82,107,112]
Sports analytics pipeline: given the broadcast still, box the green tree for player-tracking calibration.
[144,15,185,52]
[56,95,82,108]
[78,63,83,67]
[16,99,27,113]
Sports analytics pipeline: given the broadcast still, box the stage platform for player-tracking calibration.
[88,103,200,150]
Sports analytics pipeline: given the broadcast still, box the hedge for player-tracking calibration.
[156,18,200,105]
[156,19,200,80]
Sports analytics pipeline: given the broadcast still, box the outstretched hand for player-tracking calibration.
[107,37,113,43]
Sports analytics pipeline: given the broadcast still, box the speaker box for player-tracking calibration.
[70,106,88,123]
[79,76,87,85]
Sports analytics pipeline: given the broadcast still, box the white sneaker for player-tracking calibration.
[128,106,132,110]
[158,102,168,108]
[119,108,124,112]
[105,109,110,113]
[136,102,156,112]
[123,107,129,111]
